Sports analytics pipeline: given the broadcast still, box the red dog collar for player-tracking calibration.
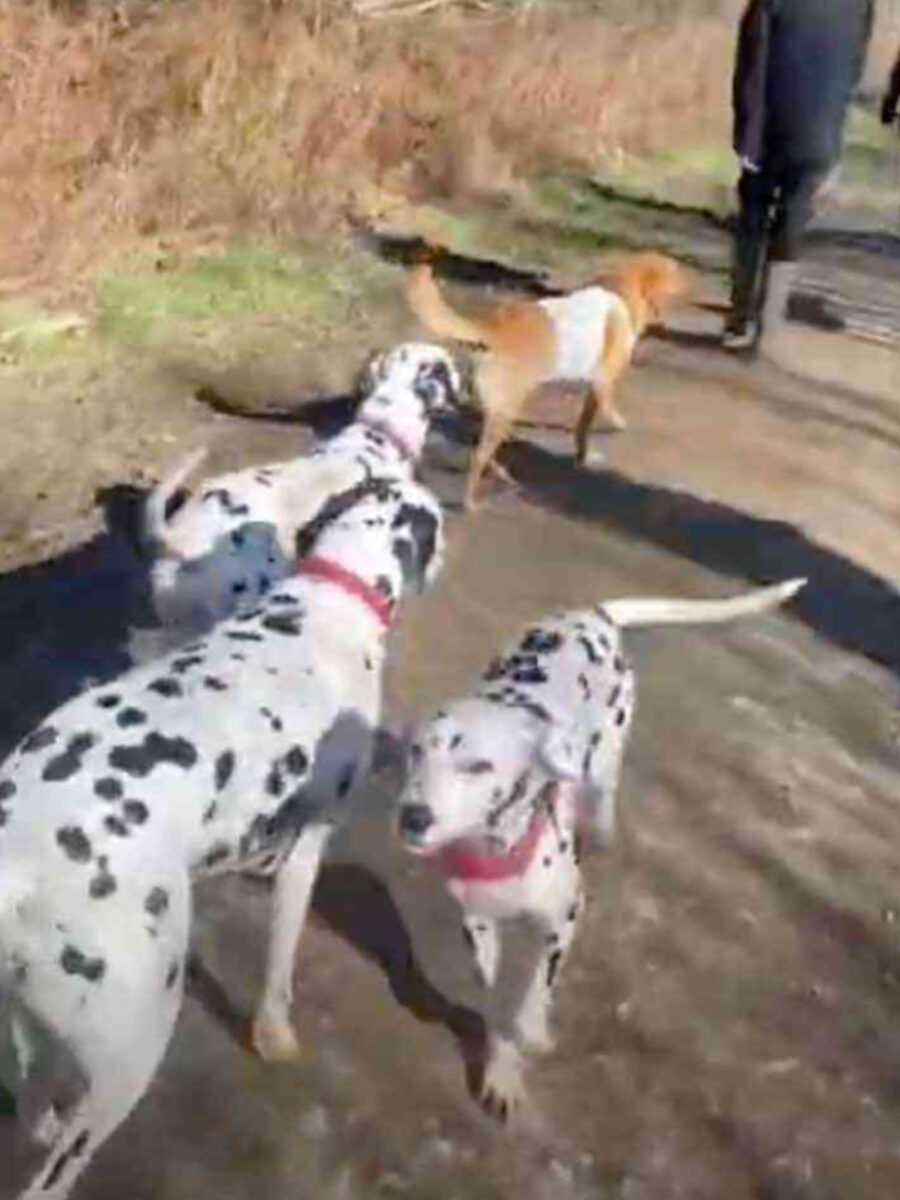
[295,556,393,630]
[430,806,551,882]
[359,416,415,463]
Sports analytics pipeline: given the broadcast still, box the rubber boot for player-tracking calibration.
[722,231,768,353]
[757,260,799,359]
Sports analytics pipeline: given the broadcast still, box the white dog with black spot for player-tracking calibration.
[397,577,805,1121]
[143,342,461,633]
[0,473,445,1200]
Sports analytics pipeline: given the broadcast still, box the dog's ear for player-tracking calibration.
[391,492,444,593]
[356,349,386,396]
[537,723,581,782]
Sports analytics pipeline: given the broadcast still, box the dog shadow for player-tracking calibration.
[0,485,155,759]
[493,438,900,683]
[187,859,487,1096]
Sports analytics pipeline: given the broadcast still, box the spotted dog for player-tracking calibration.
[144,342,460,633]
[0,473,445,1200]
[397,578,805,1121]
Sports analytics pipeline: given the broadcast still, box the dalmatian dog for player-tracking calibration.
[0,472,445,1200]
[143,342,461,634]
[396,577,805,1121]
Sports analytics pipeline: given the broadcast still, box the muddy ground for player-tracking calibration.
[1,200,900,1200]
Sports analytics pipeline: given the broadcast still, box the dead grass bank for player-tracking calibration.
[0,0,734,283]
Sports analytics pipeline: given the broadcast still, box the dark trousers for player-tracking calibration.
[729,159,830,327]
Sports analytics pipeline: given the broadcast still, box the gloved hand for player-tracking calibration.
[881,94,898,127]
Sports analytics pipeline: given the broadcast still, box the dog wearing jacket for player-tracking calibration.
[407,251,685,508]
[0,472,444,1200]
[397,577,804,1120]
[144,342,460,633]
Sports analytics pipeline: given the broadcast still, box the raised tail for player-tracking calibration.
[603,578,806,629]
[407,262,495,348]
[142,447,209,551]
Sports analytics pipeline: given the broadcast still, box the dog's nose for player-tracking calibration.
[399,803,434,837]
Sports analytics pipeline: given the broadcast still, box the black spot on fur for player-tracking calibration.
[56,826,92,863]
[337,765,356,799]
[265,764,284,797]
[203,842,231,869]
[104,815,130,838]
[123,800,149,825]
[546,949,563,989]
[450,733,464,750]
[109,733,198,777]
[171,655,204,675]
[567,904,579,922]
[230,653,247,662]
[543,857,553,868]
[166,961,180,989]
[607,683,622,708]
[203,801,217,823]
[93,777,123,801]
[215,750,235,791]
[42,1130,89,1191]
[0,780,16,800]
[285,746,308,777]
[261,613,301,636]
[145,887,169,918]
[204,488,250,518]
[204,676,228,692]
[270,594,295,605]
[116,707,147,729]
[96,695,121,710]
[260,708,283,732]
[578,635,604,665]
[42,733,97,783]
[227,631,264,643]
[89,858,117,900]
[148,677,182,699]
[615,708,628,727]
[60,946,106,983]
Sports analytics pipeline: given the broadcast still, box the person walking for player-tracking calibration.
[724,0,875,356]
[880,44,900,127]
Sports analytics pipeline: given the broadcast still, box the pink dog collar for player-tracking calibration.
[430,806,551,882]
[295,556,393,630]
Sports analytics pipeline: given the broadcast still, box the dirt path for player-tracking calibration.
[1,214,900,1199]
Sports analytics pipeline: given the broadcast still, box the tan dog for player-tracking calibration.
[408,251,685,508]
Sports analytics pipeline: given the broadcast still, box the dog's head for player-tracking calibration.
[396,697,580,853]
[610,253,688,330]
[359,342,462,419]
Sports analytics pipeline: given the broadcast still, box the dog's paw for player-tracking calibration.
[603,412,627,433]
[515,1018,556,1055]
[252,1016,301,1063]
[479,1039,527,1123]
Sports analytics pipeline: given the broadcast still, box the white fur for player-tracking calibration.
[144,342,460,634]
[538,288,634,381]
[397,578,805,1120]
[0,475,445,1199]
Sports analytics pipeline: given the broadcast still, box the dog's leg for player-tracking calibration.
[252,822,332,1063]
[465,414,512,511]
[574,391,600,465]
[462,916,499,988]
[18,885,190,1200]
[514,885,583,1054]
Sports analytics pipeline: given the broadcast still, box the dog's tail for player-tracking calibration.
[142,447,208,552]
[603,578,805,629]
[407,262,495,349]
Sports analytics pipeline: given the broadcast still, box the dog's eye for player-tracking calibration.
[462,759,493,776]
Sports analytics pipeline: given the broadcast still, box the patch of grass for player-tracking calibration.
[94,235,402,364]
[0,300,94,369]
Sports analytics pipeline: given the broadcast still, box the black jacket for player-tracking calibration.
[733,0,874,168]
[882,48,900,124]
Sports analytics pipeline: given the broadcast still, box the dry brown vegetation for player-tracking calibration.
[0,0,739,283]
[2,0,896,288]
